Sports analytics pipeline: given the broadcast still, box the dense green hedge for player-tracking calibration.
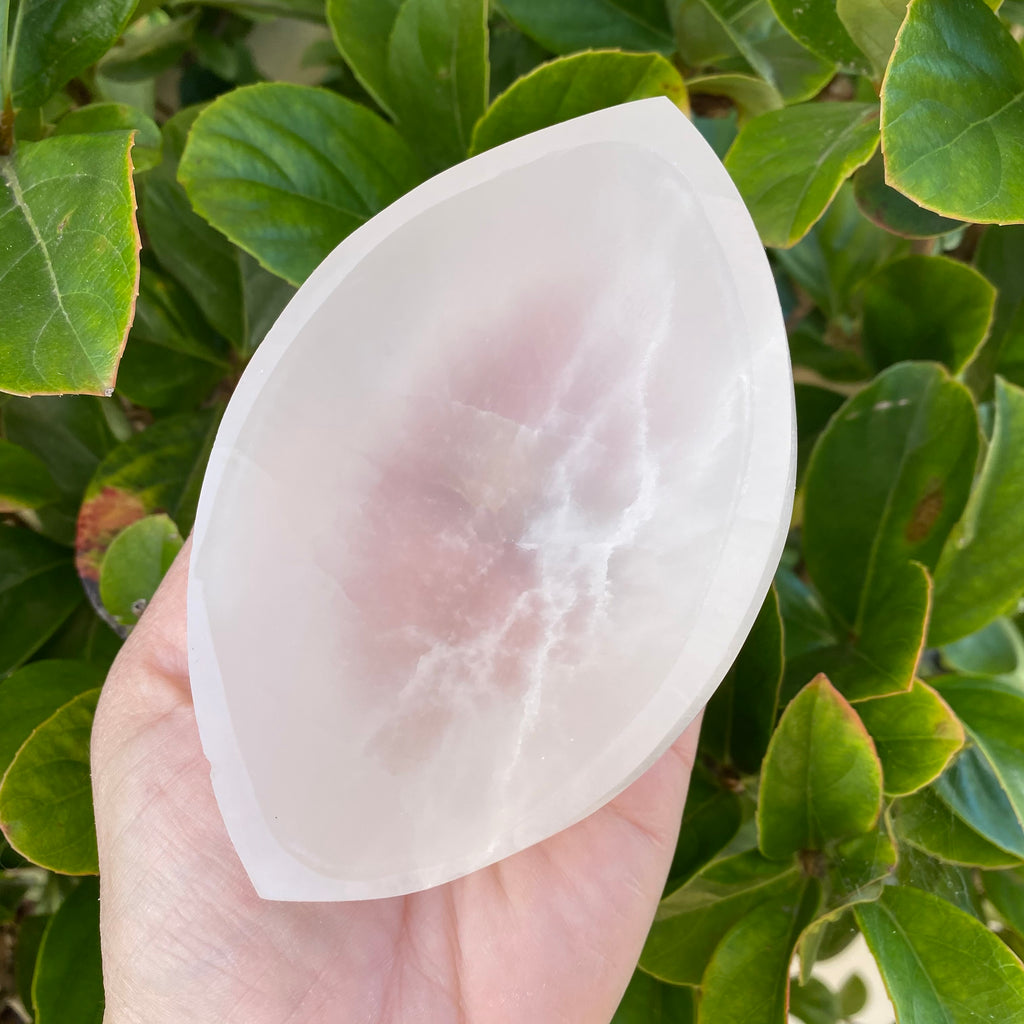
[2,0,1024,1021]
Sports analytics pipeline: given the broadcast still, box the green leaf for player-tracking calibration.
[0,439,60,511]
[973,226,1024,390]
[930,378,1024,644]
[178,83,424,286]
[853,680,964,796]
[794,384,845,484]
[0,660,105,774]
[98,9,198,82]
[861,256,996,375]
[33,602,122,670]
[774,183,908,320]
[802,362,978,628]
[828,824,898,902]
[16,913,50,1008]
[986,869,1024,937]
[640,849,801,985]
[724,102,879,248]
[0,528,83,676]
[99,513,182,625]
[702,586,784,774]
[895,840,986,917]
[31,877,103,1024]
[386,0,489,168]
[853,151,963,239]
[673,0,835,104]
[53,101,162,173]
[757,675,882,859]
[75,409,218,590]
[697,882,821,1024]
[328,0,488,167]
[1,395,119,545]
[469,50,686,155]
[0,132,141,396]
[10,0,139,107]
[685,73,782,122]
[666,764,744,890]
[785,559,930,701]
[498,0,674,54]
[789,976,840,1024]
[856,885,1024,1022]
[789,321,871,384]
[835,0,907,75]
[182,0,326,18]
[774,567,835,662]
[612,969,695,1023]
[766,0,869,71]
[881,0,1024,223]
[0,689,100,874]
[932,676,1024,861]
[838,973,868,1017]
[488,15,550,100]
[141,107,246,349]
[116,266,231,411]
[942,618,1024,681]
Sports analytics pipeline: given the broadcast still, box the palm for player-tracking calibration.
[92,546,699,1024]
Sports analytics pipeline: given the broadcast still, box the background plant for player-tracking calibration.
[2,0,1024,1020]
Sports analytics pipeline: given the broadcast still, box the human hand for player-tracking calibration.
[92,540,699,1024]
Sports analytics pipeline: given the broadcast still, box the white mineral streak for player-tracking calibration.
[187,99,795,900]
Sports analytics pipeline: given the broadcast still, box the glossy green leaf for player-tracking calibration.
[1,395,120,546]
[179,83,424,286]
[973,226,1024,389]
[141,107,245,349]
[881,0,1024,223]
[53,102,162,173]
[794,384,845,484]
[767,0,869,71]
[673,0,835,104]
[787,559,930,701]
[666,764,744,890]
[758,675,882,859]
[16,913,50,1007]
[856,885,1024,1022]
[470,51,686,155]
[99,9,198,82]
[853,151,962,239]
[116,266,231,411]
[75,409,218,590]
[797,910,859,980]
[702,586,784,774]
[774,568,835,662]
[0,689,100,874]
[835,0,907,75]
[640,849,800,985]
[31,877,103,1024]
[942,618,1024,680]
[0,528,83,676]
[724,102,879,248]
[0,439,60,511]
[895,840,987,917]
[0,660,105,774]
[697,881,821,1024]
[774,183,908,319]
[932,676,1024,861]
[854,680,964,796]
[986,869,1024,936]
[328,0,487,167]
[612,969,695,1023]
[99,513,182,625]
[828,824,899,902]
[685,72,782,121]
[930,378,1024,644]
[803,362,978,627]
[499,0,674,54]
[862,256,995,374]
[10,0,138,107]
[0,132,140,396]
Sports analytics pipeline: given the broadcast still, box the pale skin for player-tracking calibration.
[92,540,700,1024]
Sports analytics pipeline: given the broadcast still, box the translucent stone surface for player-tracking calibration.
[187,99,795,901]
